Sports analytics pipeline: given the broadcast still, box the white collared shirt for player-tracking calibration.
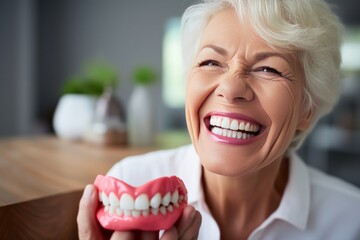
[107,145,360,240]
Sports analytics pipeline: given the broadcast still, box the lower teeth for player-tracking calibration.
[211,127,255,139]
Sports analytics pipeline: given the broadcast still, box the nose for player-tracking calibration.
[215,72,254,103]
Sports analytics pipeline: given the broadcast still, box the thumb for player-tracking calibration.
[77,184,103,240]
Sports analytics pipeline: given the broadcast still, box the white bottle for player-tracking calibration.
[127,85,155,147]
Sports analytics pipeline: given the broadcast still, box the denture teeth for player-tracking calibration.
[135,194,149,210]
[109,206,115,216]
[142,209,149,216]
[116,208,123,216]
[167,205,173,212]
[162,192,171,206]
[109,192,119,207]
[171,190,179,203]
[150,193,161,209]
[151,208,159,216]
[102,192,109,206]
[160,206,167,215]
[132,210,141,218]
[99,192,103,202]
[100,190,186,218]
[120,193,134,210]
[124,210,132,216]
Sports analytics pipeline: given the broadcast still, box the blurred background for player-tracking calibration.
[0,0,359,186]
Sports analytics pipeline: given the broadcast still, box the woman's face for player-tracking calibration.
[185,9,311,177]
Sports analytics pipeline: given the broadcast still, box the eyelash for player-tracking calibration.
[255,66,283,76]
[198,60,285,78]
[198,59,221,67]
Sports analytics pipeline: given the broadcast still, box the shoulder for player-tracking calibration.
[308,166,360,201]
[106,145,199,186]
[307,165,360,237]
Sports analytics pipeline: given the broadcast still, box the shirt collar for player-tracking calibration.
[260,153,311,230]
[180,146,311,231]
[176,145,203,204]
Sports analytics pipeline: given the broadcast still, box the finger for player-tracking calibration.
[77,184,103,240]
[140,231,159,240]
[179,211,201,240]
[160,227,177,240]
[110,231,136,240]
[175,205,196,237]
[111,230,158,240]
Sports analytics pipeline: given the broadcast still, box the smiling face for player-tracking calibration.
[185,8,311,177]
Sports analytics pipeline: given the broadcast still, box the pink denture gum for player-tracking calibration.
[94,175,188,231]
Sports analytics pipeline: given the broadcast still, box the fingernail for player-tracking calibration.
[83,184,94,198]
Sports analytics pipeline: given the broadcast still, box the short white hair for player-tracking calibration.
[181,0,344,151]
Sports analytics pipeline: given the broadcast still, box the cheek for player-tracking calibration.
[259,81,304,152]
[259,80,302,121]
[185,72,218,143]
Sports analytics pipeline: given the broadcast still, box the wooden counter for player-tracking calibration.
[0,136,154,239]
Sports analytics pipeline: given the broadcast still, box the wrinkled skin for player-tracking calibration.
[186,8,312,177]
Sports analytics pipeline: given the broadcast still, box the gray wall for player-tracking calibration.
[0,0,196,137]
[0,0,36,136]
[1,0,360,137]
[36,0,195,133]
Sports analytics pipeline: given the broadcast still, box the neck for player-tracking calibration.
[202,157,289,240]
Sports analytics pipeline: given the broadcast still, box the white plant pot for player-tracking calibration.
[127,86,155,146]
[53,94,97,140]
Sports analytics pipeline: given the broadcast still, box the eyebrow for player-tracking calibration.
[253,52,291,64]
[200,44,229,56]
[199,44,291,63]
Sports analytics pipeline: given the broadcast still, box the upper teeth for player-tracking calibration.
[210,116,260,132]
[99,189,184,217]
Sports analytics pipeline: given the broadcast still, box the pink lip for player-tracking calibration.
[204,111,265,145]
[94,175,188,231]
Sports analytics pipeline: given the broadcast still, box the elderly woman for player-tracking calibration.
[77,0,360,239]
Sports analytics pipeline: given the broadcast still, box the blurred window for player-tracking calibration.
[162,17,185,108]
[341,27,360,73]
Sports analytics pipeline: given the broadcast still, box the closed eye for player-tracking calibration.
[254,66,283,76]
[198,59,221,67]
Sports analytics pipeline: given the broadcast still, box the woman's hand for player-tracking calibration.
[77,184,202,240]
[161,205,202,240]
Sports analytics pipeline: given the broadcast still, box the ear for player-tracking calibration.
[297,107,314,132]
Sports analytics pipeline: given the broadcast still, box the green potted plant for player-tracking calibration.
[128,65,157,146]
[132,65,157,86]
[53,62,119,140]
[61,62,118,96]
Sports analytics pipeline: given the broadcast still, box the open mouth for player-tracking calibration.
[94,175,188,231]
[205,114,263,140]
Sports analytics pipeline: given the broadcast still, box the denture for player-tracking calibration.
[94,175,188,231]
